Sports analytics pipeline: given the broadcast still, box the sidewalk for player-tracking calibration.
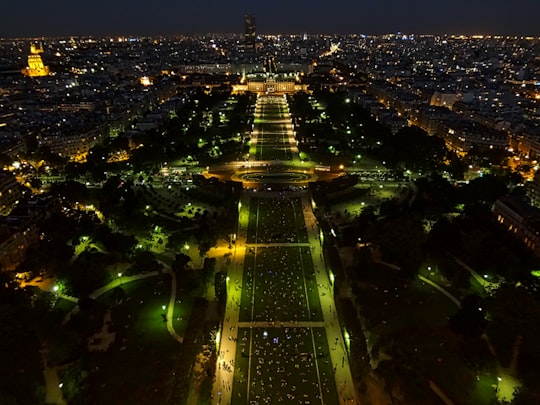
[301,194,360,405]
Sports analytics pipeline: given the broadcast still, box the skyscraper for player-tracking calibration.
[244,14,256,47]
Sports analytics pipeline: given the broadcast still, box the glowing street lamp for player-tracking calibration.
[343,330,351,352]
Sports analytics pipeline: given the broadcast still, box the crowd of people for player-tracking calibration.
[247,196,307,244]
[240,246,320,323]
[234,327,336,404]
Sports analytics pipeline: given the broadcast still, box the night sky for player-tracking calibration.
[1,0,540,38]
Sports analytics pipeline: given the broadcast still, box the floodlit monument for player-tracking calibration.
[21,44,50,77]
[233,54,308,95]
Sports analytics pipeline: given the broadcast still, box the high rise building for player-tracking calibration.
[244,14,256,47]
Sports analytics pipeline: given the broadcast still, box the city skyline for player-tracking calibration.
[1,0,540,38]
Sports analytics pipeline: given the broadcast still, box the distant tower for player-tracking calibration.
[21,44,50,77]
[244,14,256,48]
[264,54,277,75]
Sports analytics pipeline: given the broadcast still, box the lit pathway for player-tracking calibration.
[41,347,67,405]
[301,193,359,404]
[418,275,461,308]
[452,255,500,292]
[237,321,326,328]
[61,266,183,343]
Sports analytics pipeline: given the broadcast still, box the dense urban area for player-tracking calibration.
[1,26,540,405]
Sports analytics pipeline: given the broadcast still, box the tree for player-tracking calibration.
[460,174,508,205]
[379,125,447,172]
[448,294,486,338]
[49,181,91,204]
[129,250,162,275]
[0,275,43,404]
[365,215,426,276]
[61,252,111,297]
[486,282,540,386]
[172,253,191,273]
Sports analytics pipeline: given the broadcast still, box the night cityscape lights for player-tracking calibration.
[1,10,540,405]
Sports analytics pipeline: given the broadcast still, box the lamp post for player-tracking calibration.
[161,305,167,322]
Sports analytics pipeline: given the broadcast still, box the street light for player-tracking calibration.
[343,330,351,352]
[161,305,167,322]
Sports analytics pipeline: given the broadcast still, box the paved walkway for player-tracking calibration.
[62,268,183,342]
[244,242,311,247]
[162,268,183,343]
[41,347,67,405]
[418,275,461,308]
[62,271,160,323]
[452,255,500,292]
[301,193,359,404]
[237,321,326,328]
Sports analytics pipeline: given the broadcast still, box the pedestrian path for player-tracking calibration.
[237,321,326,328]
[418,274,461,308]
[61,268,183,343]
[245,242,311,247]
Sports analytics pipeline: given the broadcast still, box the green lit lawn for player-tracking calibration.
[232,187,338,404]
[246,197,308,243]
[358,273,496,405]
[239,246,321,322]
[74,276,190,404]
[254,100,293,161]
[171,295,193,337]
[231,327,337,405]
[54,296,77,314]
[469,374,498,405]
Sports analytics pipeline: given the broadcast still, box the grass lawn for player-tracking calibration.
[358,274,495,405]
[240,246,321,322]
[69,276,192,404]
[171,294,194,337]
[229,189,339,404]
[255,134,294,161]
[469,373,498,405]
[54,296,77,314]
[231,327,337,404]
[247,197,307,244]
[254,100,294,161]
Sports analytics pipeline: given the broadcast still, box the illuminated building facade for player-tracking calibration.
[0,171,22,215]
[21,44,50,77]
[232,77,308,94]
[493,196,540,256]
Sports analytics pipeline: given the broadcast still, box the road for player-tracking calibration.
[210,95,359,404]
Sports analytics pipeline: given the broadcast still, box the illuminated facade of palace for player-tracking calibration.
[21,44,50,77]
[232,77,308,94]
